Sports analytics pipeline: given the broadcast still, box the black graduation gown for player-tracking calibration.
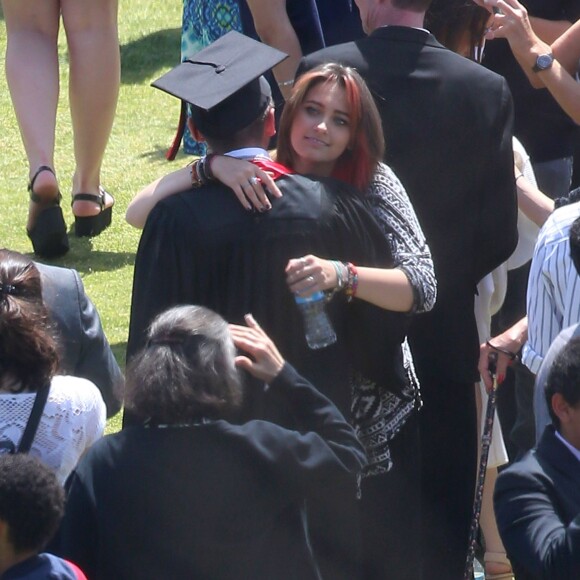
[127,172,409,419]
[126,171,410,580]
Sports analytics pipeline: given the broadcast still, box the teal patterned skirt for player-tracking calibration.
[181,0,243,155]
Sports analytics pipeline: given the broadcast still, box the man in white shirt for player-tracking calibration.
[494,336,580,579]
[523,204,580,374]
[480,202,580,459]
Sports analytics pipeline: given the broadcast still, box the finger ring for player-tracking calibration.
[249,176,260,186]
[300,258,307,267]
[307,276,315,284]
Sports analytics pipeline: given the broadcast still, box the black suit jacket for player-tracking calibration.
[494,426,580,579]
[301,26,518,382]
[37,263,124,418]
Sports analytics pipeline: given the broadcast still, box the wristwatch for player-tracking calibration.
[532,53,554,73]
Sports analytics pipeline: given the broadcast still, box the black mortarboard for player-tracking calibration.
[152,31,287,139]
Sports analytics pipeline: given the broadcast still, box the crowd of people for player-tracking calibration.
[1,0,580,579]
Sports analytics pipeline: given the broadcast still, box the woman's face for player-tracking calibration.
[289,81,352,177]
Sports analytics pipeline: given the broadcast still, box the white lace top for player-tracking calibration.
[0,375,106,484]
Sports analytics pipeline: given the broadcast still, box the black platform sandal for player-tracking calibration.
[72,186,114,238]
[27,166,69,258]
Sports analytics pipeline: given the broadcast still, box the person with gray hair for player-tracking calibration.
[58,306,366,580]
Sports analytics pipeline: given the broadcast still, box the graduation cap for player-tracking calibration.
[152,31,287,139]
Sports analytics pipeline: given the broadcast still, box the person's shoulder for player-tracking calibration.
[49,376,105,413]
[442,48,506,85]
[498,427,571,486]
[36,262,76,285]
[155,182,227,210]
[4,553,87,580]
[214,417,295,450]
[74,424,134,467]
[301,39,359,68]
[550,200,580,226]
[495,447,545,497]
[151,182,246,231]
[538,200,580,242]
[277,172,356,200]
[372,162,400,183]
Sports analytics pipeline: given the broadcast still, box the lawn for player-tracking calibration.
[0,1,188,432]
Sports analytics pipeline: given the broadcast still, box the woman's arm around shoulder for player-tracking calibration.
[126,167,191,229]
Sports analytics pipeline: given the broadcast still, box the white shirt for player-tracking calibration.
[522,201,580,374]
[0,375,106,484]
[225,147,270,161]
[555,430,580,463]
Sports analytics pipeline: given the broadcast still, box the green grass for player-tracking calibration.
[0,1,188,433]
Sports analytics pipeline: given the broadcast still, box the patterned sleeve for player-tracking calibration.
[365,163,437,313]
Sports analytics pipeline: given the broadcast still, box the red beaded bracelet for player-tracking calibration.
[344,262,358,301]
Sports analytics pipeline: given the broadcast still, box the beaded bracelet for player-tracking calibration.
[325,261,348,300]
[204,153,217,180]
[344,262,358,302]
[189,154,218,188]
[334,261,347,290]
[188,159,204,188]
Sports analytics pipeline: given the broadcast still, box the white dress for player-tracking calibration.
[474,137,539,468]
[0,375,106,484]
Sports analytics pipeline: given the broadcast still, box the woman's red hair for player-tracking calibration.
[276,63,385,192]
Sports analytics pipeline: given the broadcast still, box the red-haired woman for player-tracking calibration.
[127,63,435,579]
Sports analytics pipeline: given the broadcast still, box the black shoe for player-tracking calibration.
[72,187,114,238]
[27,166,69,258]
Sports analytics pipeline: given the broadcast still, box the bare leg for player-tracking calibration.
[2,0,61,229]
[481,467,513,577]
[475,384,513,577]
[61,0,119,217]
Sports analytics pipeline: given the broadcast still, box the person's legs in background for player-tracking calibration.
[62,0,118,229]
[480,466,514,578]
[419,375,478,580]
[2,0,63,243]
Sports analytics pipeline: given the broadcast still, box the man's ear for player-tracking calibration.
[264,107,276,140]
[552,393,570,424]
[187,118,206,143]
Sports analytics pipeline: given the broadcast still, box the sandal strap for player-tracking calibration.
[72,190,105,210]
[28,165,59,203]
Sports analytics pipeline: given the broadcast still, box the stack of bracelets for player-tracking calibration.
[189,154,217,188]
[328,261,358,301]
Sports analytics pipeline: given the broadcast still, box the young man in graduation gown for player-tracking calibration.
[126,32,405,580]
[298,0,518,577]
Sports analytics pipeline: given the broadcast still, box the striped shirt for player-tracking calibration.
[522,201,580,373]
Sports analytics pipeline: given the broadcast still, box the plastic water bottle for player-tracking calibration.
[473,558,485,579]
[294,291,337,349]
